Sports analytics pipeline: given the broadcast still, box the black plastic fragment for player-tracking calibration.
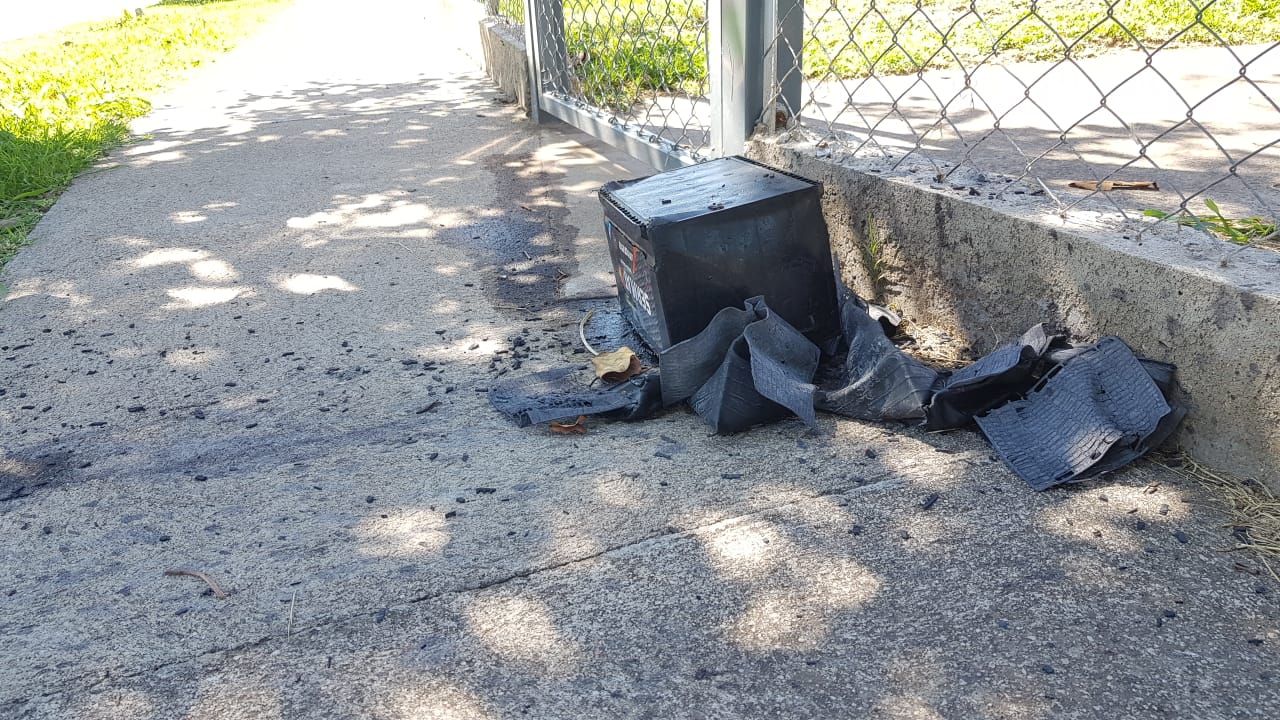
[925,324,1059,430]
[975,337,1174,490]
[659,303,754,407]
[487,368,662,427]
[815,296,938,421]
[663,296,819,433]
[486,285,1184,490]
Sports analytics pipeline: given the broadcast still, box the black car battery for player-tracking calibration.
[598,155,840,353]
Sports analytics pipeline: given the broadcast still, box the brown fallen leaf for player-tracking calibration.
[164,568,229,599]
[1068,180,1159,191]
[591,346,643,383]
[549,416,588,435]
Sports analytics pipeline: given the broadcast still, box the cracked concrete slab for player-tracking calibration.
[1,1,1276,718]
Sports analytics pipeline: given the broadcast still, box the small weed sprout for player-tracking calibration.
[1144,199,1278,249]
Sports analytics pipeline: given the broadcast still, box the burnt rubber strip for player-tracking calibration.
[488,368,662,427]
[924,323,1060,431]
[664,296,819,433]
[816,295,939,422]
[975,337,1173,490]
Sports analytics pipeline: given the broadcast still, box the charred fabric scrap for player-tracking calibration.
[489,157,1185,491]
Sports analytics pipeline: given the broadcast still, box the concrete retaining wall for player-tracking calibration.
[748,138,1280,488]
[478,18,530,113]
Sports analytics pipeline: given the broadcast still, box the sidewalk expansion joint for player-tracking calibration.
[22,471,905,705]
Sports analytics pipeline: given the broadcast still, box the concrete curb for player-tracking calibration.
[478,17,530,113]
[748,138,1280,489]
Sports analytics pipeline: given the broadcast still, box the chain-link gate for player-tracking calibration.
[519,1,802,169]
[523,1,713,168]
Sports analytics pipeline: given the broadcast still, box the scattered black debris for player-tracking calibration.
[489,366,661,427]
[975,337,1182,490]
[488,163,1186,492]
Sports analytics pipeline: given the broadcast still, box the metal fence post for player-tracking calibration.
[762,1,803,131]
[520,0,542,123]
[709,0,765,157]
[525,0,572,123]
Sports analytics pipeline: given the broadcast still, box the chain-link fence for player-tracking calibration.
[483,0,525,25]
[765,1,1279,249]
[528,0,712,163]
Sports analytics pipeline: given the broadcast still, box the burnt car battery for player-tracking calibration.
[598,155,840,353]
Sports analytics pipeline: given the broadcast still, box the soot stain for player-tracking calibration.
[0,448,75,503]
[441,153,581,313]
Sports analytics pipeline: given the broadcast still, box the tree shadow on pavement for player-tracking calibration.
[1,73,1277,720]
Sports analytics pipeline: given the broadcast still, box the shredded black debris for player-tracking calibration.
[487,367,661,428]
[488,291,1184,491]
[487,157,1185,490]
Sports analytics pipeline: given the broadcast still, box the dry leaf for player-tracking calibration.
[591,346,643,383]
[1068,180,1159,191]
[549,416,588,435]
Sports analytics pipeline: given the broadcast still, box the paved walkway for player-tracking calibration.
[0,1,1276,718]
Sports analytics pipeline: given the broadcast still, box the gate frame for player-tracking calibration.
[522,0,802,170]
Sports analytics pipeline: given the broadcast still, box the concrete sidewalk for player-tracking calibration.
[0,1,1276,718]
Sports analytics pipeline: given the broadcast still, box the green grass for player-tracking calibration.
[0,0,292,269]
[804,0,1280,79]
[1145,198,1279,249]
[533,0,1280,110]
[565,0,707,110]
[495,0,525,23]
